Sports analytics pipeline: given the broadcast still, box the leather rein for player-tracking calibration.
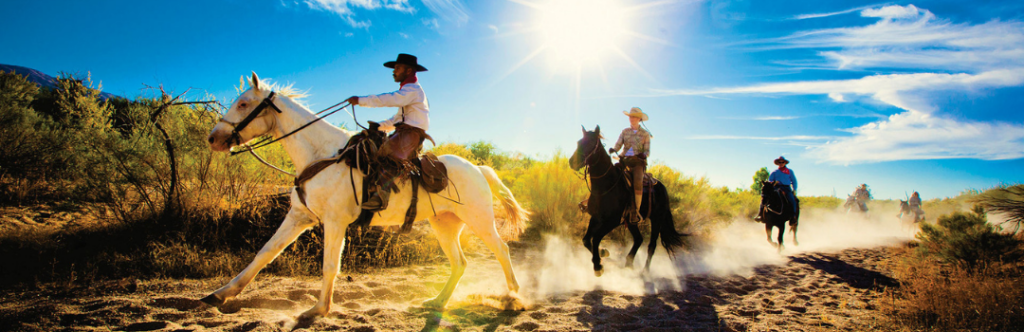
[579,140,620,196]
[217,91,353,177]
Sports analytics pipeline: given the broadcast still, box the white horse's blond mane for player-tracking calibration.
[238,75,307,100]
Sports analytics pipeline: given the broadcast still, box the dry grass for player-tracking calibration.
[881,244,1024,332]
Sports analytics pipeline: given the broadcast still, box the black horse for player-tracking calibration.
[760,181,799,250]
[569,126,685,276]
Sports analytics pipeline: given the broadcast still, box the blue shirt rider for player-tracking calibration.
[758,156,799,221]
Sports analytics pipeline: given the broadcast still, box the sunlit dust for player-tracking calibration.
[535,0,628,67]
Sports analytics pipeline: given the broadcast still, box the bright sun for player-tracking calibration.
[535,0,628,66]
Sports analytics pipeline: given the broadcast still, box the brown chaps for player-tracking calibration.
[623,156,646,194]
[380,123,427,162]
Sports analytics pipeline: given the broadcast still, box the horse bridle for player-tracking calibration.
[218,91,282,147]
[763,185,786,216]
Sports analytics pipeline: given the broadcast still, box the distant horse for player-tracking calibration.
[898,200,925,223]
[844,194,868,214]
[568,126,685,276]
[760,181,799,249]
[204,73,529,318]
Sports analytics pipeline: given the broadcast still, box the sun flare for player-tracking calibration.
[535,0,628,66]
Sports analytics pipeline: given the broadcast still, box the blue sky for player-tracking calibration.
[2,0,1023,199]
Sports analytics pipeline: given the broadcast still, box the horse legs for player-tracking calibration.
[299,216,349,318]
[643,220,661,273]
[764,222,774,245]
[462,212,523,306]
[625,223,643,269]
[202,208,315,306]
[423,212,467,310]
[790,222,799,246]
[776,223,786,252]
[591,225,616,277]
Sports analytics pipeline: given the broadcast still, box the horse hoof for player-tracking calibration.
[594,267,604,277]
[422,298,445,310]
[200,293,226,306]
[299,306,328,319]
[600,249,609,258]
[502,292,528,311]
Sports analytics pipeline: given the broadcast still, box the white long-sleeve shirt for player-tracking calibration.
[359,82,429,131]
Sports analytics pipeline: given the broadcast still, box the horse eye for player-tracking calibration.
[239,103,247,108]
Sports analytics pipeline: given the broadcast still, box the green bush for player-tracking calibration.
[916,206,1023,269]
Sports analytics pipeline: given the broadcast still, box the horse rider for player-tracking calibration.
[854,184,871,211]
[909,191,921,208]
[608,107,651,223]
[908,191,924,219]
[756,156,798,221]
[346,53,430,211]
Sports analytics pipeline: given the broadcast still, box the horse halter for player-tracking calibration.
[218,91,282,146]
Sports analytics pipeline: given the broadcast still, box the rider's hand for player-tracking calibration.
[346,96,359,105]
[379,123,395,132]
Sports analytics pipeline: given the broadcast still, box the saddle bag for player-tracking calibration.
[418,152,448,193]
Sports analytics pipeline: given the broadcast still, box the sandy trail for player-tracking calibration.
[0,243,901,332]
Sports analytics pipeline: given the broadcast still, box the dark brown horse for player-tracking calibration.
[760,181,799,250]
[569,126,685,276]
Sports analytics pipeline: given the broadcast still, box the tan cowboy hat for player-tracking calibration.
[622,107,647,121]
[774,156,789,165]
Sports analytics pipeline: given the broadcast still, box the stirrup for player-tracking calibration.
[361,190,390,211]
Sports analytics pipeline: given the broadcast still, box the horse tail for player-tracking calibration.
[478,165,530,241]
[654,183,687,253]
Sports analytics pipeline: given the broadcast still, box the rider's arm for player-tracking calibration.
[359,84,423,108]
[790,170,797,193]
[642,133,651,157]
[610,132,624,153]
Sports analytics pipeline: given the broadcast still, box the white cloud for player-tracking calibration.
[669,4,1024,164]
[303,0,415,28]
[767,5,1024,72]
[660,68,1024,113]
[421,0,470,26]
[861,4,921,19]
[422,18,440,30]
[791,5,872,20]
[808,111,1024,164]
[688,135,831,141]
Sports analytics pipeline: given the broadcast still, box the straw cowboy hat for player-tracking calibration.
[623,107,649,121]
[774,156,789,165]
[384,53,428,72]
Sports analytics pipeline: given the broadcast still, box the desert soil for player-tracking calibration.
[0,239,900,332]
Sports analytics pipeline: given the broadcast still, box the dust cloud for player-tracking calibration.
[512,205,919,297]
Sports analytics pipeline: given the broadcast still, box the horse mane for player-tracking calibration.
[239,76,308,100]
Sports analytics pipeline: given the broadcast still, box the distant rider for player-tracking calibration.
[346,53,430,211]
[608,107,651,223]
[854,184,871,212]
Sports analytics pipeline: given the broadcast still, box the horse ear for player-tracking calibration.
[581,125,586,134]
[250,72,260,90]
[594,125,600,135]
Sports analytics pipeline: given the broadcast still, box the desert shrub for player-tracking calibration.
[883,245,1024,331]
[972,184,1024,234]
[798,195,843,210]
[651,165,758,233]
[916,206,1023,270]
[499,152,588,239]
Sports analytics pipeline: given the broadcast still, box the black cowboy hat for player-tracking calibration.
[774,156,789,165]
[384,53,428,72]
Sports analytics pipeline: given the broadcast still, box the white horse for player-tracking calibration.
[204,73,529,318]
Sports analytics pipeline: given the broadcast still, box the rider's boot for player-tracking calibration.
[362,177,394,211]
[754,207,764,222]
